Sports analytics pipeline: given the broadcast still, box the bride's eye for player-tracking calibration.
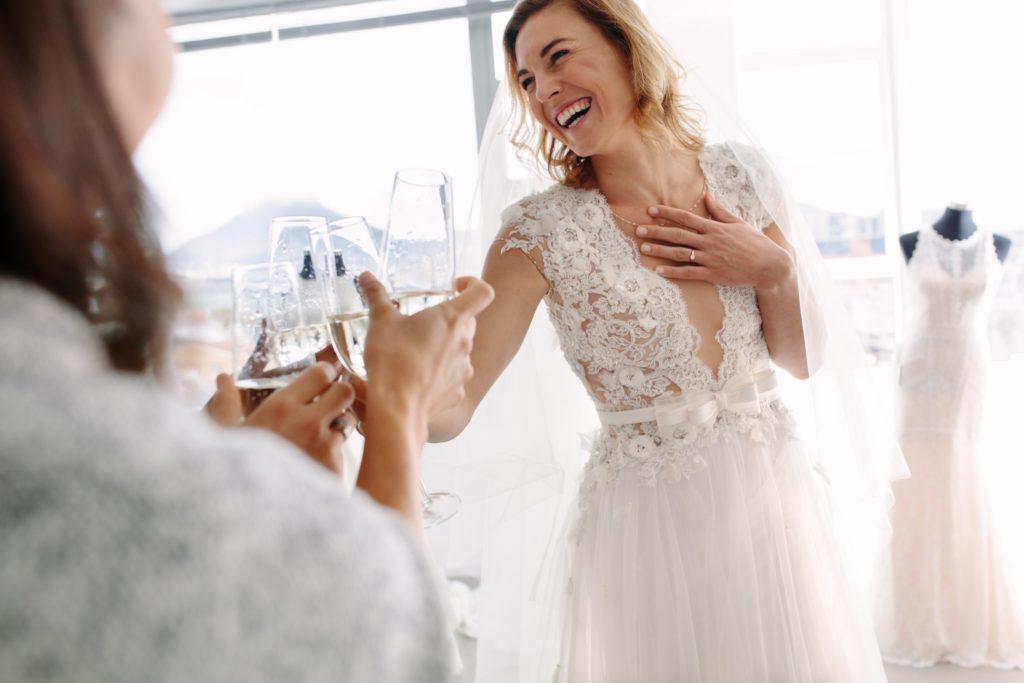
[520,76,535,91]
[551,49,569,64]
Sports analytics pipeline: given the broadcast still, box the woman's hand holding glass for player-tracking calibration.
[206,259,355,474]
[358,272,493,428]
[352,271,493,527]
[207,363,355,474]
[312,216,382,380]
[245,362,355,472]
[379,169,471,526]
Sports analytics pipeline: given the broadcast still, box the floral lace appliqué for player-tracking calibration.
[499,143,792,494]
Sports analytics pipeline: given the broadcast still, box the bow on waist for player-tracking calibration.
[596,361,781,440]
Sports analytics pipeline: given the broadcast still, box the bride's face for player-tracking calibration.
[513,3,637,159]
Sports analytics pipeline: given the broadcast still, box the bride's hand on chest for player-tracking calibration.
[633,193,794,291]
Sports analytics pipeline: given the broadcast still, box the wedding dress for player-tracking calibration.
[876,224,1024,668]
[496,142,887,682]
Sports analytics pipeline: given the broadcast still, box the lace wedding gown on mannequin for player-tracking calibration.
[876,224,1024,668]
[497,142,886,682]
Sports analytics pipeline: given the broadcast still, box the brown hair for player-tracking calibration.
[0,1,179,373]
[502,0,704,187]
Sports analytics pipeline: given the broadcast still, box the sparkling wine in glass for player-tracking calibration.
[310,216,382,380]
[232,262,313,416]
[384,169,457,310]
[384,168,460,528]
[269,216,330,356]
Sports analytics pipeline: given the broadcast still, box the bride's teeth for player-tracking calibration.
[558,99,591,128]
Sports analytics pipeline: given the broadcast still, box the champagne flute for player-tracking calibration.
[384,168,460,528]
[269,216,330,356]
[231,262,312,416]
[384,169,457,313]
[311,216,382,379]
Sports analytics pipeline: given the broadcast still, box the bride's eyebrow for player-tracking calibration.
[539,37,570,58]
[517,37,572,79]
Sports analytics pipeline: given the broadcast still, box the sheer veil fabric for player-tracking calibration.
[429,5,908,680]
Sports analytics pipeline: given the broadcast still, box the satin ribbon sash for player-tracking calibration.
[597,362,781,440]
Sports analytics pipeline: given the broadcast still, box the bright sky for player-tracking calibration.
[136,16,479,252]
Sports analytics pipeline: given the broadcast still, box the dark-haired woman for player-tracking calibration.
[0,1,491,680]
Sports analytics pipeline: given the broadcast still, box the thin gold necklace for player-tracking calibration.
[609,178,707,228]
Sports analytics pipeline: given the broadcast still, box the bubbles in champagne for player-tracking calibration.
[328,312,371,379]
[236,375,294,416]
[392,289,455,316]
[265,324,324,367]
[325,290,453,380]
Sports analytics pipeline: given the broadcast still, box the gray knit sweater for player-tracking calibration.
[0,279,453,682]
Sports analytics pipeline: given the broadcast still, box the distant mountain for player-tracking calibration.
[166,198,384,276]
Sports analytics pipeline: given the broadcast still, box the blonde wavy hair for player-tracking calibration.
[502,0,705,188]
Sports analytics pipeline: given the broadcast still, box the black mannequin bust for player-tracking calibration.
[900,204,1012,263]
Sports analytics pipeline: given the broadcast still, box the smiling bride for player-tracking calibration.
[430,0,901,680]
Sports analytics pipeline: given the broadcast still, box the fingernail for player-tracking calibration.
[648,206,659,216]
[641,244,652,253]
[635,227,648,236]
[656,266,666,274]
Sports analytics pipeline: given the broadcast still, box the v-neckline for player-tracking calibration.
[580,151,728,386]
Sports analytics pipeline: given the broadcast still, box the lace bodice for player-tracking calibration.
[898,225,1004,438]
[501,143,778,410]
[500,143,795,484]
[905,225,1002,337]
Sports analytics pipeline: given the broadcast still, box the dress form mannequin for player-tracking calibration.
[880,201,1024,667]
[881,200,1024,667]
[900,203,1012,262]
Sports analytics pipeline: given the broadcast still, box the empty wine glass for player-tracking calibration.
[231,262,312,416]
[310,216,382,380]
[384,168,460,528]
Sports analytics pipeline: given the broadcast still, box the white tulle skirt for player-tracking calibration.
[525,420,887,683]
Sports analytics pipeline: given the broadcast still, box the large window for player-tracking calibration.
[726,0,897,361]
[724,0,1024,363]
[141,0,512,404]
[891,0,1024,362]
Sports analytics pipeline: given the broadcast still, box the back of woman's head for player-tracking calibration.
[0,1,178,372]
[502,0,703,187]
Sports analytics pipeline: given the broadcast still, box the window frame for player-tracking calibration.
[168,0,515,146]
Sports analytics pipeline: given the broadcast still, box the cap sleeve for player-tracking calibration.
[495,191,554,286]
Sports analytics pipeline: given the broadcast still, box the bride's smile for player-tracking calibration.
[512,2,637,160]
[554,96,591,129]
